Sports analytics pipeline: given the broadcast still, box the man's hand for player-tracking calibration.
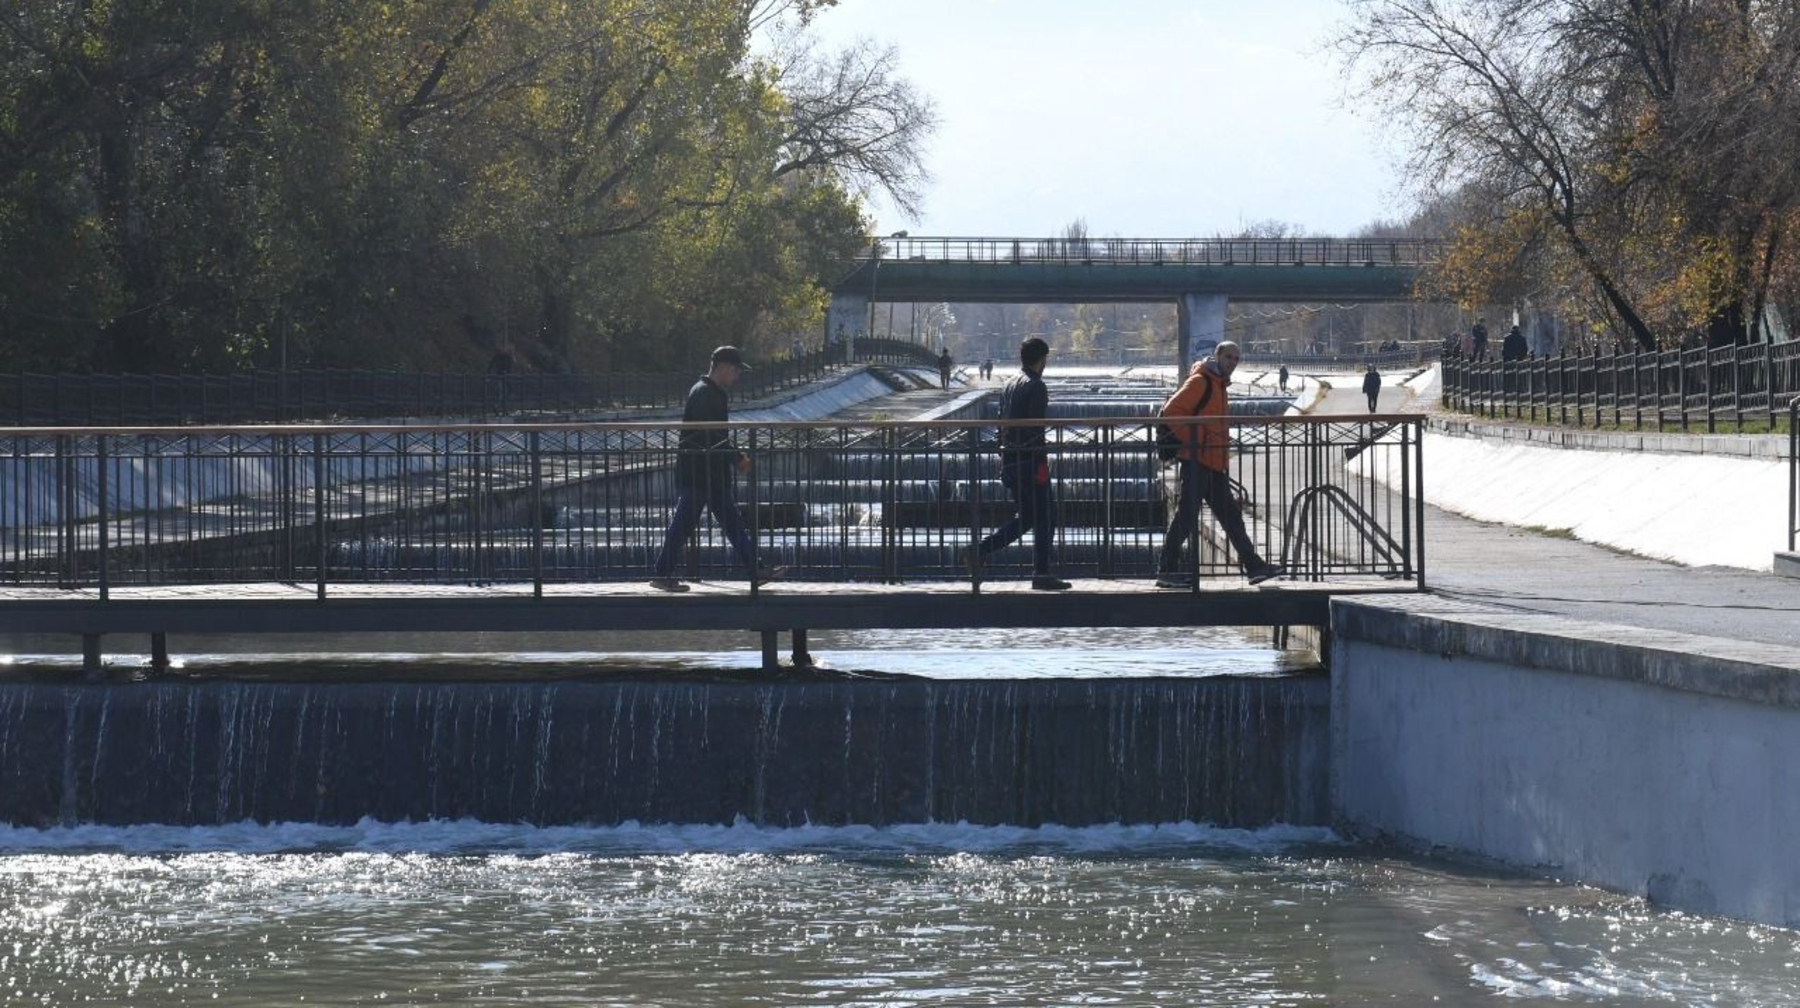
[736,453,752,473]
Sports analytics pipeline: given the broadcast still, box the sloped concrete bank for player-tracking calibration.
[1331,594,1800,927]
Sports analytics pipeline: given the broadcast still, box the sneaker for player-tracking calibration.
[752,564,787,587]
[1154,573,1193,589]
[648,577,688,593]
[959,545,984,581]
[1031,575,1072,591]
[1246,562,1288,585]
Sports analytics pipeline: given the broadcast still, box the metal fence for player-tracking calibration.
[0,338,942,427]
[0,415,1424,596]
[864,236,1442,268]
[1443,339,1800,432]
[1246,347,1442,371]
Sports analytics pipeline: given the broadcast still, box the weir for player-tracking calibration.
[0,675,1329,829]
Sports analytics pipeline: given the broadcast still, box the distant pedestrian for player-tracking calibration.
[790,336,804,361]
[1362,364,1382,412]
[649,346,784,593]
[962,338,1069,591]
[1277,363,1289,391]
[1155,341,1285,588]
[1443,332,1461,358]
[937,348,953,389]
[1501,324,1527,362]
[1471,317,1489,362]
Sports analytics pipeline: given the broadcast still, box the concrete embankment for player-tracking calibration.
[1330,593,1800,928]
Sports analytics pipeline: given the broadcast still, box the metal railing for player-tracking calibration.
[1246,346,1442,370]
[0,415,1424,596]
[1790,397,1798,553]
[0,338,943,427]
[1443,338,1800,433]
[862,236,1443,268]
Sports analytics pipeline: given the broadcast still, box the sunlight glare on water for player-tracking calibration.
[1,821,1797,1007]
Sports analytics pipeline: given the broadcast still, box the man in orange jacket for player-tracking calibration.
[1155,341,1286,587]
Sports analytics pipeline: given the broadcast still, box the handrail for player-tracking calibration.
[0,412,1429,438]
[0,415,1426,594]
[858,235,1443,267]
[1790,397,1798,552]
[1442,337,1800,433]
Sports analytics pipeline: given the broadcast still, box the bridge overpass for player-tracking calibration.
[829,236,1437,372]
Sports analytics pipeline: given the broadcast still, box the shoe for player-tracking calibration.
[648,577,689,593]
[960,545,984,581]
[752,564,787,587]
[1031,575,1072,591]
[1246,562,1288,585]
[1154,573,1193,589]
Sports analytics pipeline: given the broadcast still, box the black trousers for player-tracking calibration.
[1158,460,1262,574]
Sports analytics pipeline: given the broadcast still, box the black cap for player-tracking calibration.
[710,345,751,370]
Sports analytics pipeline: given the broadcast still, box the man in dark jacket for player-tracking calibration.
[649,346,783,592]
[1362,364,1382,412]
[937,348,953,389]
[961,337,1069,590]
[1471,318,1489,361]
[1502,324,1528,362]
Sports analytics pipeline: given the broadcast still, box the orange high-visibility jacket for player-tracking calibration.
[1159,361,1229,471]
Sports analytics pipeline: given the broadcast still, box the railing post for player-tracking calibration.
[530,429,544,598]
[747,426,760,597]
[95,434,108,601]
[1705,344,1717,434]
[313,433,327,600]
[1679,348,1690,432]
[1414,418,1426,589]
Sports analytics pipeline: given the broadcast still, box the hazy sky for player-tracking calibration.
[805,0,1403,238]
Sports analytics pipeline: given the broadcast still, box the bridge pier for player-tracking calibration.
[81,633,103,680]
[1177,293,1228,375]
[792,629,814,668]
[150,633,170,676]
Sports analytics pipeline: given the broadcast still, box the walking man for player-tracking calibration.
[1155,340,1286,588]
[1277,363,1289,391]
[1471,317,1489,362]
[1362,363,1382,412]
[962,337,1070,591]
[649,346,784,592]
[937,348,953,390]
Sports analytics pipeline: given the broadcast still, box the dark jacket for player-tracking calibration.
[1362,369,1382,395]
[676,376,738,489]
[1502,327,1528,361]
[996,368,1048,468]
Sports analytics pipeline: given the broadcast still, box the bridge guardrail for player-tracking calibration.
[861,236,1443,268]
[1443,338,1800,433]
[0,339,943,427]
[0,415,1424,596]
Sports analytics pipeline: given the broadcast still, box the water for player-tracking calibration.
[1,629,1795,1005]
[1,820,1796,1006]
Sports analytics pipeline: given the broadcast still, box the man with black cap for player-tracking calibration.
[649,346,784,592]
[960,337,1070,591]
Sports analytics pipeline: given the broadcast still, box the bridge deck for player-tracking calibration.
[0,578,1409,637]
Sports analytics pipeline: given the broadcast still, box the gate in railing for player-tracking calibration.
[0,415,1424,596]
[1444,339,1800,432]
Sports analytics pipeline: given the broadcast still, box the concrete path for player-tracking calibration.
[1309,376,1800,648]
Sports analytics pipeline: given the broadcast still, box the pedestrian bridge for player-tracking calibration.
[828,236,1438,370]
[0,413,1424,672]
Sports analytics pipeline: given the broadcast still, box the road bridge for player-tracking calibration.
[829,236,1437,373]
[0,411,1424,673]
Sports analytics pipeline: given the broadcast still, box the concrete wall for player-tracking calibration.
[1331,595,1800,927]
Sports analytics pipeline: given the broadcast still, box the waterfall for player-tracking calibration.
[0,676,1328,829]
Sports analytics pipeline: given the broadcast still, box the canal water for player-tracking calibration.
[1,628,1796,1005]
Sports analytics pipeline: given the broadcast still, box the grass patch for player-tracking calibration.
[1522,524,1577,540]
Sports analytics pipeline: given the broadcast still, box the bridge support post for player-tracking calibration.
[825,294,870,360]
[761,630,780,674]
[791,629,813,669]
[150,633,170,676]
[81,633,103,680]
[1177,293,1228,375]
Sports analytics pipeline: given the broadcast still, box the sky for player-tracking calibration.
[803,0,1404,238]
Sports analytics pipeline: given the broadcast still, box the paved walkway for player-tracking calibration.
[1310,375,1800,649]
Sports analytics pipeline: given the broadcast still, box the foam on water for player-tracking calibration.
[0,816,1341,857]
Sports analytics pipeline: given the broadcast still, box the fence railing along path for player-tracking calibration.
[0,415,1424,599]
[0,338,943,428]
[1443,338,1800,433]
